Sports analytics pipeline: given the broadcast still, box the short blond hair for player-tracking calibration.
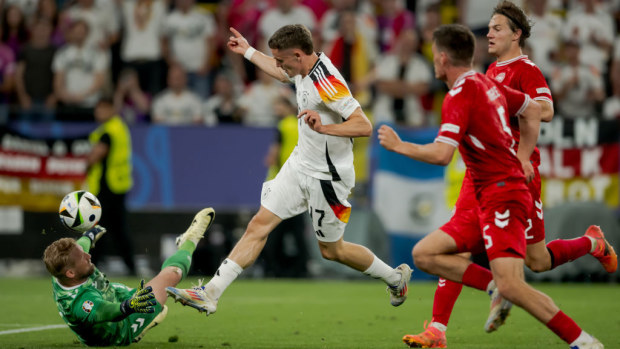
[43,238,77,279]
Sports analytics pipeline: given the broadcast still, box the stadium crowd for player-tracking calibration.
[0,0,619,126]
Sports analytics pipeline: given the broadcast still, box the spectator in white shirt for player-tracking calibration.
[372,29,432,127]
[258,0,316,53]
[551,40,605,119]
[602,65,620,120]
[152,64,202,125]
[162,0,216,98]
[562,0,614,74]
[120,0,168,95]
[238,70,285,127]
[64,0,120,51]
[53,19,108,121]
[525,0,564,77]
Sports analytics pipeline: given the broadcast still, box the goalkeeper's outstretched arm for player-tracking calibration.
[83,280,156,323]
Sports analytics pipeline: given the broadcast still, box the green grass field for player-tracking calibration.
[0,278,618,349]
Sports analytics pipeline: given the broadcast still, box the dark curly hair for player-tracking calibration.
[492,1,532,48]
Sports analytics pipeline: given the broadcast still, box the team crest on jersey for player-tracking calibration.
[82,300,94,313]
[494,72,506,83]
[301,91,309,109]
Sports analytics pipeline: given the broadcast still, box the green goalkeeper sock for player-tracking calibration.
[161,241,196,279]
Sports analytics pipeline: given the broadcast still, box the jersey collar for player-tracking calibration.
[454,70,476,87]
[496,55,528,67]
[55,277,88,290]
[307,52,323,76]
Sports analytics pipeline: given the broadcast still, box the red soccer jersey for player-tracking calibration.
[435,71,531,192]
[486,55,553,167]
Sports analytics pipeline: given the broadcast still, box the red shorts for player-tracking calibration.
[478,184,532,260]
[440,207,486,255]
[525,168,545,244]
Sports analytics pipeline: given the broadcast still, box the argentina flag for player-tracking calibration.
[371,124,456,278]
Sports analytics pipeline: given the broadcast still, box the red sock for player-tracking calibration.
[546,311,582,343]
[431,278,463,326]
[546,237,591,269]
[461,263,493,291]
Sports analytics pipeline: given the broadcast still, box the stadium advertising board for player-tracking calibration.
[0,127,89,211]
[0,124,275,212]
[537,117,620,209]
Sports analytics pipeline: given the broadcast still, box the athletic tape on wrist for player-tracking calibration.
[244,47,256,60]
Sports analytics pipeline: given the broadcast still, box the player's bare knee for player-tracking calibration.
[411,245,432,272]
[526,258,550,273]
[495,278,523,302]
[319,245,339,261]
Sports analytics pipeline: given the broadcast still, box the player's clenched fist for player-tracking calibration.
[298,109,324,133]
[120,280,156,314]
[227,27,250,55]
[378,125,402,152]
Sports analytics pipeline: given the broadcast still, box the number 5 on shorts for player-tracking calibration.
[483,225,493,249]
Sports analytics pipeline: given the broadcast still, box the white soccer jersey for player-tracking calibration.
[287,53,361,187]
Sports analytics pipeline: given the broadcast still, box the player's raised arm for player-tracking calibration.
[227,27,289,83]
[378,125,456,166]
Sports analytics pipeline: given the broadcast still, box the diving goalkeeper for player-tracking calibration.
[43,208,215,346]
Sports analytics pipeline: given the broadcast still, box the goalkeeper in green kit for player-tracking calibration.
[43,208,215,346]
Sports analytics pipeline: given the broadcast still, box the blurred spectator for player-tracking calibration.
[203,72,242,126]
[120,0,167,96]
[238,70,284,127]
[372,29,432,127]
[324,10,376,107]
[113,68,150,124]
[320,0,377,51]
[152,64,202,125]
[375,0,415,53]
[262,94,309,278]
[53,20,108,121]
[525,0,563,77]
[1,4,29,56]
[0,25,15,124]
[551,40,605,119]
[222,0,267,83]
[32,0,66,47]
[87,98,136,276]
[602,65,620,120]
[457,0,522,35]
[257,0,316,52]
[162,0,216,98]
[418,3,441,62]
[15,18,56,122]
[562,0,614,74]
[301,0,329,21]
[5,0,38,18]
[64,0,120,51]
[473,35,493,73]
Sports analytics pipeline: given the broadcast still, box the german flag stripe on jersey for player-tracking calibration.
[310,62,351,103]
[320,180,351,223]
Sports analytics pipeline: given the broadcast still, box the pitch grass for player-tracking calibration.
[0,278,618,349]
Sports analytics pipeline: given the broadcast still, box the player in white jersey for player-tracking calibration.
[166,24,412,317]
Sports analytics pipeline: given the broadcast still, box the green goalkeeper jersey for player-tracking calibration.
[51,239,161,346]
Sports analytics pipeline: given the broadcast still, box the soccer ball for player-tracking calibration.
[58,191,102,232]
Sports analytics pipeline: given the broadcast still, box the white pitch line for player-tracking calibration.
[0,324,67,335]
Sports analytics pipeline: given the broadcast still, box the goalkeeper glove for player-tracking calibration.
[120,280,156,315]
[82,225,107,248]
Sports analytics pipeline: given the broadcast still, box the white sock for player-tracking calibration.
[486,280,496,295]
[363,255,400,286]
[569,331,594,346]
[586,236,597,253]
[430,322,447,332]
[205,258,243,300]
